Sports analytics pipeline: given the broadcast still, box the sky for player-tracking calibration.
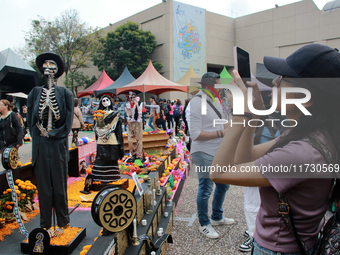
[1,0,330,53]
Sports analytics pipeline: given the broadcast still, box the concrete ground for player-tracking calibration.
[167,167,247,255]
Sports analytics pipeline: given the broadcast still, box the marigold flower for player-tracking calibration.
[6,189,12,193]
[7,205,12,210]
[5,201,9,205]
[83,245,92,251]
[15,179,21,184]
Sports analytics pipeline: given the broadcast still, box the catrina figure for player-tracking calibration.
[91,95,124,184]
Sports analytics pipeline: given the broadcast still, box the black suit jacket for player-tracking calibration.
[27,85,74,165]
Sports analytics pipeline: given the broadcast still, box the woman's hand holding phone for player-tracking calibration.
[232,70,263,114]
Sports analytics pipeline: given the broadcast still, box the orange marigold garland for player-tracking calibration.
[0,208,40,241]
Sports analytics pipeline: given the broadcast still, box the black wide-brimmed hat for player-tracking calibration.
[36,51,65,78]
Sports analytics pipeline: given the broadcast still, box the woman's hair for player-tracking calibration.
[268,81,340,158]
[1,99,13,111]
[74,98,80,107]
[155,99,163,111]
[267,80,340,202]
[184,99,190,107]
[176,99,182,106]
[254,114,278,145]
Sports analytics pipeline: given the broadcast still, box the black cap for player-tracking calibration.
[264,44,340,79]
[36,51,65,78]
[202,72,220,79]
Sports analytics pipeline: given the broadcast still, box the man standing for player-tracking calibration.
[186,72,234,239]
[125,92,144,162]
[147,96,155,130]
[162,99,171,129]
[21,105,28,135]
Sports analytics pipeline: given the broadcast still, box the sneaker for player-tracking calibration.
[239,237,253,252]
[198,224,220,239]
[244,230,250,239]
[211,217,235,226]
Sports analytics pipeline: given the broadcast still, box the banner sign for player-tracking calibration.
[173,1,205,82]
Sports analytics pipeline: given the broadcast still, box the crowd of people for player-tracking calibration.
[78,95,190,135]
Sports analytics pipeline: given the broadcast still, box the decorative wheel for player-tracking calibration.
[2,147,19,170]
[91,187,136,232]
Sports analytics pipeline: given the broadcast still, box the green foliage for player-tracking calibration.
[19,9,101,94]
[65,71,91,96]
[92,21,163,80]
[84,75,98,89]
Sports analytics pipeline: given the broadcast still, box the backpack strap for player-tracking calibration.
[195,94,222,119]
[278,136,335,255]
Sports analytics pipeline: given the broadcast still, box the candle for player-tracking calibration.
[133,218,138,237]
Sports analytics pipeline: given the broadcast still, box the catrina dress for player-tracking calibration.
[92,110,124,183]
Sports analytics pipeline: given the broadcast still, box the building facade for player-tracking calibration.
[77,0,340,101]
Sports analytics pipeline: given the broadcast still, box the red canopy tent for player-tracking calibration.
[116,61,188,97]
[77,69,114,98]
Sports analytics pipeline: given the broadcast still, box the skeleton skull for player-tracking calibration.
[102,97,111,108]
[42,60,58,77]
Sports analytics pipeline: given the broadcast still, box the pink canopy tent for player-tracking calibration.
[116,61,188,96]
[77,69,114,98]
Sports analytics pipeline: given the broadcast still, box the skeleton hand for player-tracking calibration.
[36,123,49,137]
[99,134,109,143]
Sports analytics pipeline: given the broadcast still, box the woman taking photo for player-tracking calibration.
[0,99,23,153]
[210,44,340,254]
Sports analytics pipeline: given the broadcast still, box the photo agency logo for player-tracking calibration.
[200,84,312,128]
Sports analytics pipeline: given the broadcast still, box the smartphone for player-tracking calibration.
[233,46,251,85]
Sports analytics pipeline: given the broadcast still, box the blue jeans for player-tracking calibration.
[148,116,154,130]
[252,240,315,255]
[170,115,174,127]
[191,152,230,226]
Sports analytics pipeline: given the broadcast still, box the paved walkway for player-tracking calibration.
[167,167,248,255]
